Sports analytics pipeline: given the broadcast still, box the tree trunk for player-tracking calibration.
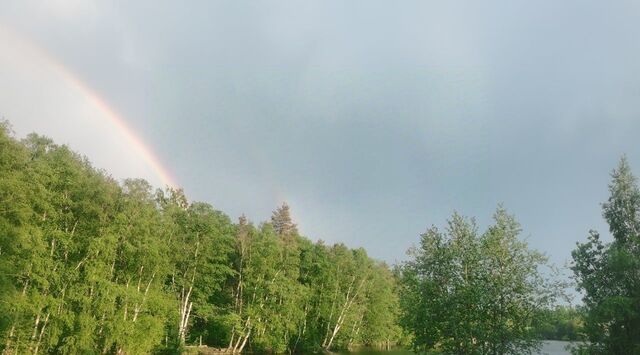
[4,325,15,353]
[133,271,155,322]
[33,312,50,355]
[324,277,367,350]
[238,330,251,353]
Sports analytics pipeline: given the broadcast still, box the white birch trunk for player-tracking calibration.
[238,329,251,353]
[324,277,367,350]
[133,271,155,322]
[33,312,50,355]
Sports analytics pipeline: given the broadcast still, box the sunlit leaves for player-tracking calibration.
[400,208,560,354]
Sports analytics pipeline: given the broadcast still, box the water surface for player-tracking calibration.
[539,340,575,355]
[339,341,575,355]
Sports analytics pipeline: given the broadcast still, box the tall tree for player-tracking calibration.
[602,156,640,245]
[572,157,640,354]
[158,189,235,347]
[270,203,298,238]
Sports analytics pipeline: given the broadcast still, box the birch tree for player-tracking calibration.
[400,208,560,354]
[0,123,404,353]
[572,157,640,354]
[159,191,234,347]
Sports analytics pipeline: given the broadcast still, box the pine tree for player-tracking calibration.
[270,202,298,238]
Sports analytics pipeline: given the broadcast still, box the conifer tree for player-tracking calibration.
[270,202,298,238]
[572,157,640,354]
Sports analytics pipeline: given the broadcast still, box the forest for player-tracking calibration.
[0,122,400,354]
[1,120,640,354]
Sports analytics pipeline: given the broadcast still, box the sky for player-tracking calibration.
[1,1,640,285]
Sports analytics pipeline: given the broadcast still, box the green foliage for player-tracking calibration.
[572,157,640,354]
[0,123,403,353]
[399,208,561,354]
[535,306,584,341]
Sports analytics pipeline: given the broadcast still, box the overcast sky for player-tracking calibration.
[2,1,640,279]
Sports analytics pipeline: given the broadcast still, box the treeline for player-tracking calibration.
[0,123,401,354]
[397,158,640,354]
[536,306,583,342]
[7,119,640,355]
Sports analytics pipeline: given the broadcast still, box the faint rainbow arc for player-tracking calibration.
[59,71,179,188]
[1,24,178,188]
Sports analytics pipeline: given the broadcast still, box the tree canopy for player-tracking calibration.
[0,122,401,354]
[399,208,562,354]
[572,157,640,354]
[12,121,637,354]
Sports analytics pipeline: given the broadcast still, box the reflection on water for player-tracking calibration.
[335,341,576,355]
[539,340,576,355]
[336,349,412,355]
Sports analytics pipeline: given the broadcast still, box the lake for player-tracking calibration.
[538,341,576,355]
[339,341,575,355]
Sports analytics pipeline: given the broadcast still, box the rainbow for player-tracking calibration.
[0,24,178,188]
[59,73,179,188]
